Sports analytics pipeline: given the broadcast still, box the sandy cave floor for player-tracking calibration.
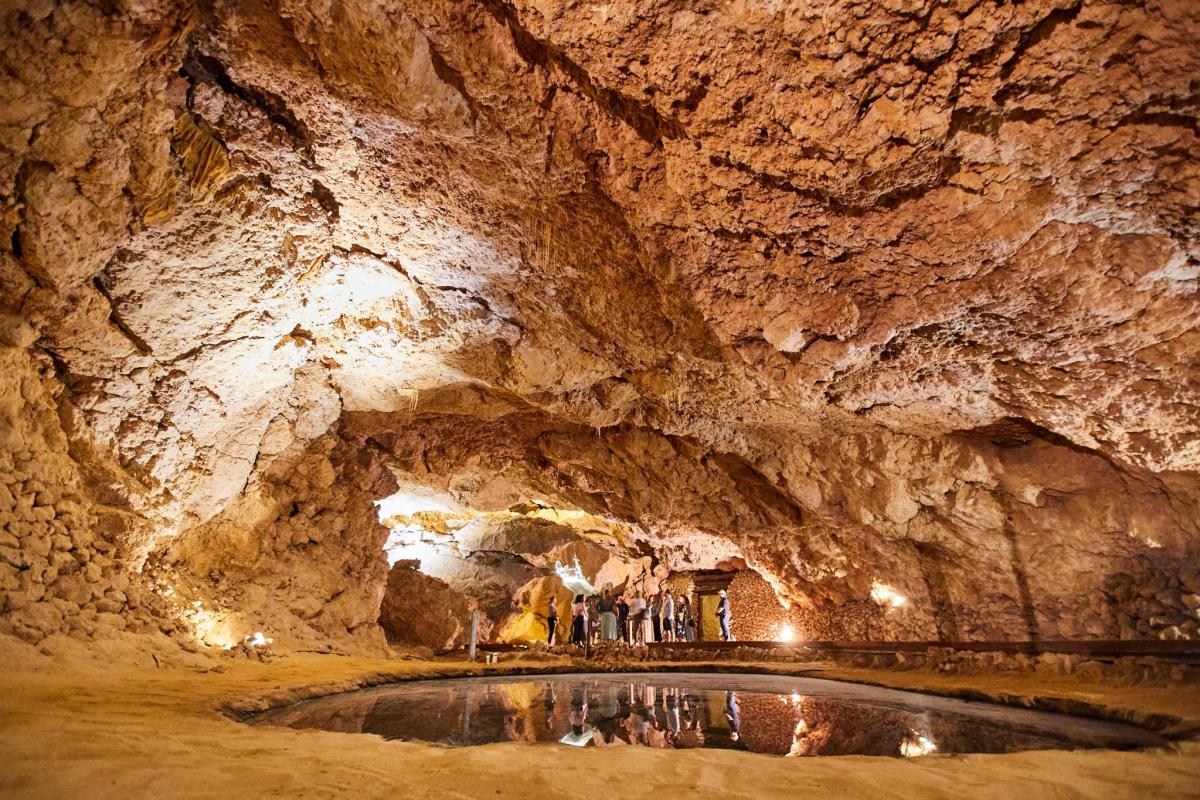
[1,644,1199,800]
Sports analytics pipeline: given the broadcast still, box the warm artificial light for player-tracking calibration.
[900,730,938,757]
[870,580,908,608]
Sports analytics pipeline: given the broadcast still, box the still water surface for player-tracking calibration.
[251,672,1166,757]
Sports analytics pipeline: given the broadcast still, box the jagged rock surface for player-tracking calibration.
[378,562,485,651]
[149,428,398,651]
[0,0,1197,650]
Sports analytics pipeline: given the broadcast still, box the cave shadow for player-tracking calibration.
[913,542,960,641]
[1001,520,1041,643]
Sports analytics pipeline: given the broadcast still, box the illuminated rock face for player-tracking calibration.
[149,429,399,652]
[0,2,1198,651]
[0,350,180,645]
[380,513,650,644]
[379,562,486,652]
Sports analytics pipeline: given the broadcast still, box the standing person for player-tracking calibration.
[616,594,630,643]
[598,589,618,641]
[587,595,600,645]
[547,596,559,645]
[649,591,662,643]
[628,591,647,644]
[661,591,675,642]
[562,685,592,747]
[570,594,587,646]
[677,594,694,642]
[716,589,733,641]
[724,691,741,743]
[665,688,681,740]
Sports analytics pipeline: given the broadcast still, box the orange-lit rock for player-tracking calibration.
[0,0,1197,654]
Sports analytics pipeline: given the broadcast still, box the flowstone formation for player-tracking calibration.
[1,0,1198,653]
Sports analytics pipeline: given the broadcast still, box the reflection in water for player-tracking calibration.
[900,729,938,758]
[725,691,740,743]
[560,685,592,747]
[252,673,1166,758]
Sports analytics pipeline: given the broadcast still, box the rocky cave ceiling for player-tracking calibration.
[0,0,1198,649]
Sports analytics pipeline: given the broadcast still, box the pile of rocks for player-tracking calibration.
[724,571,793,641]
[223,633,277,663]
[0,351,178,646]
[1104,565,1200,640]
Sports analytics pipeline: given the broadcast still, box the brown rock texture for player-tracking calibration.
[0,348,179,646]
[1,0,1198,651]
[149,428,398,652]
[378,561,486,651]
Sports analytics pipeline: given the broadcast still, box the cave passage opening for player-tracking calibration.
[371,484,824,650]
[372,484,656,650]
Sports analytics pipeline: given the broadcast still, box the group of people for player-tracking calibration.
[546,588,733,646]
[551,681,741,749]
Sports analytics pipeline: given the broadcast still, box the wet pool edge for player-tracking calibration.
[219,660,1198,743]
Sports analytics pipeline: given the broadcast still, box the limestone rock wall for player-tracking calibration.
[0,347,176,647]
[724,571,797,643]
[149,430,398,652]
[0,1,1197,654]
[766,425,1200,641]
[352,397,1200,643]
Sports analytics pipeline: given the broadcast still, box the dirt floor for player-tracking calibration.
[2,638,1198,799]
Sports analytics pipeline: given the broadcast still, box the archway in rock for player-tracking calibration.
[374,486,654,650]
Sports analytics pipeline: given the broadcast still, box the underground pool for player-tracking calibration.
[249,672,1168,757]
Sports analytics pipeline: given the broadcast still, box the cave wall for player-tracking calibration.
[0,345,175,647]
[1,1,1197,654]
[151,429,398,652]
[379,561,487,651]
[350,399,1200,643]
[725,570,800,643]
[767,425,1200,641]
[666,571,802,642]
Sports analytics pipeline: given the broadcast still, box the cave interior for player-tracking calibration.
[1,0,1199,797]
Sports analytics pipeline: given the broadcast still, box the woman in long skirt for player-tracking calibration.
[598,589,618,640]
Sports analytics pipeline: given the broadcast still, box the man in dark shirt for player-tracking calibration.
[546,596,558,645]
[616,594,630,642]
